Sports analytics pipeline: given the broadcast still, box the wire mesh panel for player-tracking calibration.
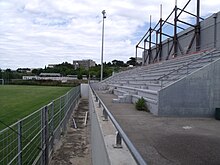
[0,85,81,165]
[0,123,19,164]
[21,109,42,165]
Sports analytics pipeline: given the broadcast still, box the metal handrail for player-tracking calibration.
[90,86,147,165]
[156,49,216,82]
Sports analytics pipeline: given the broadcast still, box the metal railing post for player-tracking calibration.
[103,108,108,121]
[113,132,123,148]
[17,121,22,165]
[99,101,101,108]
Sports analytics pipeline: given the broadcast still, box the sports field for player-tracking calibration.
[0,85,71,130]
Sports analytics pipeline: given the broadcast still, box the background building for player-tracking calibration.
[73,59,96,70]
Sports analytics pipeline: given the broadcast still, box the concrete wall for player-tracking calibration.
[143,11,220,64]
[81,84,89,98]
[158,58,220,117]
[89,88,110,165]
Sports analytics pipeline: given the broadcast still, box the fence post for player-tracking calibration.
[60,97,62,123]
[51,101,54,150]
[18,121,22,165]
[44,106,49,165]
[65,95,67,113]
[62,96,66,134]
[41,108,45,165]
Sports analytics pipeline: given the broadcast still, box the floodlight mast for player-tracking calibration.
[100,10,106,81]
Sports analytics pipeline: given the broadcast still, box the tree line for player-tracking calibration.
[0,58,138,81]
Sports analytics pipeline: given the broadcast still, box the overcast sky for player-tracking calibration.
[0,0,219,69]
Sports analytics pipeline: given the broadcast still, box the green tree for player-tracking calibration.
[112,60,127,67]
[126,57,136,66]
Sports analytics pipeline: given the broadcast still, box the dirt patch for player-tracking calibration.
[50,98,91,165]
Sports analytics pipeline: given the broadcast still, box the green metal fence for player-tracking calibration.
[0,86,81,165]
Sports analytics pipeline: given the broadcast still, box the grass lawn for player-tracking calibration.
[0,85,72,130]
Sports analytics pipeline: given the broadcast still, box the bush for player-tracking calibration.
[135,97,149,112]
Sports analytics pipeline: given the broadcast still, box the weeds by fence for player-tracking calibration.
[0,85,81,165]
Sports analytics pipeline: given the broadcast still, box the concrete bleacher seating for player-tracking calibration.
[98,49,220,117]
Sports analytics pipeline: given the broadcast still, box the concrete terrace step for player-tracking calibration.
[109,84,158,101]
[103,50,220,91]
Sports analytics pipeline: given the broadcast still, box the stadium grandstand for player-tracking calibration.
[92,0,220,117]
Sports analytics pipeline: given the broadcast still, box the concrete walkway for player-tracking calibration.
[97,91,220,165]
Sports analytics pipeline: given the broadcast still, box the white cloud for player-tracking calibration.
[0,0,219,69]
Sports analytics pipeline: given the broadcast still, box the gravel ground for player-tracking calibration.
[50,99,91,165]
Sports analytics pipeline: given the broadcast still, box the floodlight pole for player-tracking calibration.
[100,10,106,81]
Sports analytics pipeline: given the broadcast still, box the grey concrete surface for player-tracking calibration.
[89,88,137,165]
[80,84,89,98]
[97,91,220,165]
[158,58,220,117]
[89,89,111,165]
[81,84,89,98]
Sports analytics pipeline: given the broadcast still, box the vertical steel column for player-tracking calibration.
[159,4,163,61]
[173,0,178,57]
[148,15,152,64]
[213,13,217,48]
[143,39,148,65]
[135,46,138,65]
[156,31,158,54]
[196,0,200,51]
[17,121,22,165]
[144,39,146,57]
[167,38,170,58]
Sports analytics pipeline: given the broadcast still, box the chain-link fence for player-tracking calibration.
[0,85,81,165]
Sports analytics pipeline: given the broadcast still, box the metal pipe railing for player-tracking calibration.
[156,49,217,83]
[90,85,147,165]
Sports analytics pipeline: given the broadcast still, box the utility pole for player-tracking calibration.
[100,10,106,81]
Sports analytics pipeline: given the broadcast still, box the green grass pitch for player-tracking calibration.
[0,85,71,130]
